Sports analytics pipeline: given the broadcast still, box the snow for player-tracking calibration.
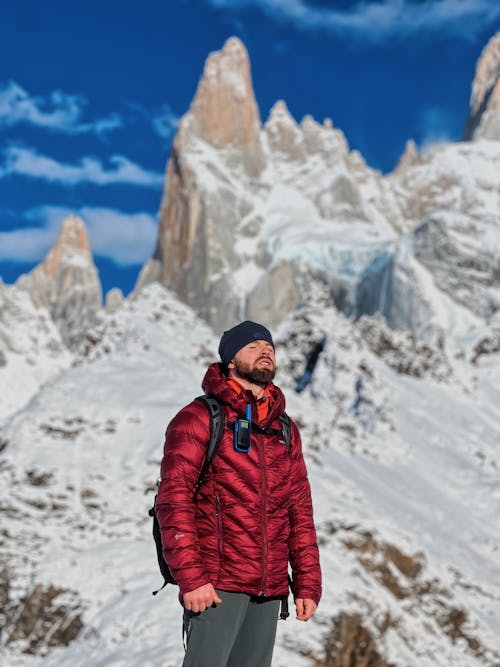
[2,282,499,665]
[2,90,500,665]
[61,253,91,269]
[0,285,72,426]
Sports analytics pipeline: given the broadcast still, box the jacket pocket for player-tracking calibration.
[215,494,224,560]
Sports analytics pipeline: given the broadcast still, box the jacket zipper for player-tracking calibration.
[215,494,223,558]
[258,434,268,595]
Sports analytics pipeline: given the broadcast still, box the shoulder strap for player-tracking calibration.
[228,412,292,453]
[193,395,225,498]
[279,413,292,453]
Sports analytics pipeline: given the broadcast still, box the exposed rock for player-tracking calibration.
[264,100,306,161]
[135,38,267,329]
[343,531,425,599]
[246,261,319,329]
[463,32,500,141]
[135,33,499,338]
[26,469,54,487]
[135,105,253,327]
[470,313,500,363]
[105,287,125,313]
[437,607,482,655]
[16,216,102,348]
[412,217,500,319]
[135,36,399,331]
[302,114,333,155]
[38,415,117,441]
[0,568,15,644]
[395,139,420,170]
[313,612,394,667]
[357,314,452,381]
[135,147,204,295]
[180,36,264,174]
[321,525,494,665]
[6,583,83,654]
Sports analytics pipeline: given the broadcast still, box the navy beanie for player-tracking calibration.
[218,320,274,365]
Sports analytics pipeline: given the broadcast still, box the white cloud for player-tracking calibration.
[0,217,60,263]
[0,81,122,135]
[205,0,500,39]
[0,145,164,188]
[152,104,180,140]
[0,206,158,266]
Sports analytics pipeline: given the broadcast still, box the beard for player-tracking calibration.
[233,357,276,386]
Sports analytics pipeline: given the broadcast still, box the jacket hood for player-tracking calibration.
[201,362,286,426]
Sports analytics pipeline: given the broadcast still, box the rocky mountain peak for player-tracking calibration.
[42,215,92,279]
[267,99,294,122]
[395,139,420,171]
[265,100,305,159]
[16,215,102,348]
[181,36,264,172]
[463,31,500,141]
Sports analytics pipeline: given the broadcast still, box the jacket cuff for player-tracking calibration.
[293,588,322,606]
[176,572,212,596]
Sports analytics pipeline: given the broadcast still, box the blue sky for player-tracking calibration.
[0,0,498,297]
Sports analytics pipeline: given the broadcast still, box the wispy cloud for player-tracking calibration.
[125,100,180,140]
[151,104,180,140]
[205,0,500,39]
[417,107,457,149]
[0,217,59,263]
[0,145,164,188]
[0,80,122,135]
[0,206,157,266]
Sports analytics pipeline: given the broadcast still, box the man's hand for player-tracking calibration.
[295,598,317,621]
[183,583,222,613]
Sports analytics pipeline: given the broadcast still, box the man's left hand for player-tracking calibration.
[295,598,317,621]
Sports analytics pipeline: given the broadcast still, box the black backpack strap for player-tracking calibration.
[279,413,292,453]
[151,395,225,594]
[193,395,225,498]
[279,573,294,620]
[149,496,173,594]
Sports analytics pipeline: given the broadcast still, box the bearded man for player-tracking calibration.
[155,321,322,667]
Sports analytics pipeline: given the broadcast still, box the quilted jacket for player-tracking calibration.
[155,363,322,604]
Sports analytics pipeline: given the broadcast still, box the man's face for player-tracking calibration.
[229,340,276,385]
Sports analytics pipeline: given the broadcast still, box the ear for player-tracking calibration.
[228,359,235,370]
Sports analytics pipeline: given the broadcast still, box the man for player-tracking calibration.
[156,321,322,666]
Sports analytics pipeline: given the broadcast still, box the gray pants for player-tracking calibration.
[182,590,281,667]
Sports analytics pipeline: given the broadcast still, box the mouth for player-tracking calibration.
[256,358,273,367]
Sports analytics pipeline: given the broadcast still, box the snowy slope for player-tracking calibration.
[1,285,217,667]
[0,282,72,427]
[1,284,499,666]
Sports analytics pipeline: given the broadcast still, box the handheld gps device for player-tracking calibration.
[234,404,252,453]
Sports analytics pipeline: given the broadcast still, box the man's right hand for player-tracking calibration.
[183,583,222,613]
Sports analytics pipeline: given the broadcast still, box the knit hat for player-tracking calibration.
[218,320,274,365]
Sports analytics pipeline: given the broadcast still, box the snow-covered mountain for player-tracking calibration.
[16,215,102,349]
[137,34,500,343]
[464,32,500,141]
[1,30,500,667]
[1,284,499,667]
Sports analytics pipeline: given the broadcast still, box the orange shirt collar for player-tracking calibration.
[227,377,272,423]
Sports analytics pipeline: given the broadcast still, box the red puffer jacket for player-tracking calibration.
[155,363,322,605]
